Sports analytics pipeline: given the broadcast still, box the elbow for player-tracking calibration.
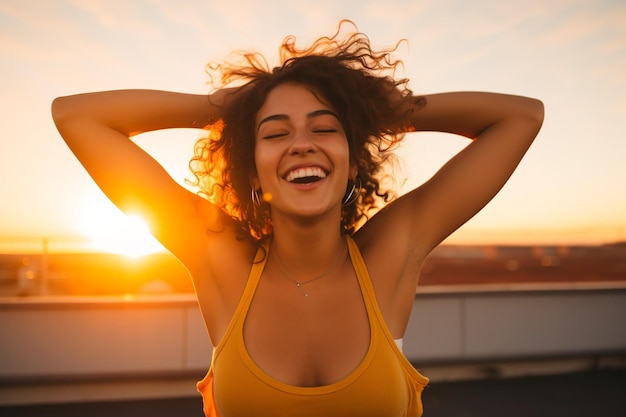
[509,96,544,138]
[51,96,72,126]
[51,95,87,143]
[51,95,85,134]
[526,97,545,130]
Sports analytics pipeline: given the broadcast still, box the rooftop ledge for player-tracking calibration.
[1,280,625,308]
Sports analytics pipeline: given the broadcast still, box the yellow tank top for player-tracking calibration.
[197,236,428,417]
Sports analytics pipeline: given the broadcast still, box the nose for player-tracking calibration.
[288,130,317,155]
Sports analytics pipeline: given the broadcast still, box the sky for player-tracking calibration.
[1,0,625,253]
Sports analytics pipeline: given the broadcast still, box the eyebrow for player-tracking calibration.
[257,109,340,133]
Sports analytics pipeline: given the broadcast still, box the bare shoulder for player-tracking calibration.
[174,196,259,344]
[353,194,430,291]
[355,190,431,263]
[352,196,431,337]
[172,193,258,280]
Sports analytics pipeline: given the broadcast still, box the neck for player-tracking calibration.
[270,214,346,278]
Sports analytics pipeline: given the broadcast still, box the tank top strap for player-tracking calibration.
[345,235,398,349]
[213,241,269,359]
[345,235,430,395]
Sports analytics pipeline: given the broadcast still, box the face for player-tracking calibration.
[253,82,354,222]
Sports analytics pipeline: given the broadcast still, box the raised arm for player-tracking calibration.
[51,89,231,261]
[364,91,544,256]
[414,91,543,249]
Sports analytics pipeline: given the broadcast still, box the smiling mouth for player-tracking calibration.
[285,167,327,184]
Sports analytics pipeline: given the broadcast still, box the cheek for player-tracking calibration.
[252,144,277,186]
[253,139,267,168]
[339,143,353,174]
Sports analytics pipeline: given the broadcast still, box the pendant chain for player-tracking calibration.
[272,243,346,297]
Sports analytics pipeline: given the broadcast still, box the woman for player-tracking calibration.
[52,22,543,417]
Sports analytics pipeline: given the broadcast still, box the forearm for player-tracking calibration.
[51,89,217,137]
[407,92,544,139]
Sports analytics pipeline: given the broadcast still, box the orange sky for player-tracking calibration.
[1,0,625,254]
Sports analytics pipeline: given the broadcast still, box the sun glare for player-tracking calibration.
[78,196,166,257]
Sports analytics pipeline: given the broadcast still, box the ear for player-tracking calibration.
[249,172,260,191]
[349,164,358,180]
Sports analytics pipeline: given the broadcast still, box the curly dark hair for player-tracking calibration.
[189,21,424,241]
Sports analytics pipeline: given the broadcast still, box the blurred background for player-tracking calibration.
[1,0,625,415]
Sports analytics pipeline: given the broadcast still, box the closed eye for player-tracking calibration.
[262,132,288,140]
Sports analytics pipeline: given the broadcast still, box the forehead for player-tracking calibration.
[256,82,333,122]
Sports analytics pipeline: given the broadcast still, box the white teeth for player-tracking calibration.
[285,167,327,182]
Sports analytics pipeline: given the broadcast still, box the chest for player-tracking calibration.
[243,262,371,387]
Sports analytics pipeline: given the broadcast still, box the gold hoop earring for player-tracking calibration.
[342,177,361,207]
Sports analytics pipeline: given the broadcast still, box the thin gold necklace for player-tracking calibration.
[271,242,346,297]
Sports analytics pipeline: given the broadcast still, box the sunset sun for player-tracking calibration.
[77,195,166,257]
